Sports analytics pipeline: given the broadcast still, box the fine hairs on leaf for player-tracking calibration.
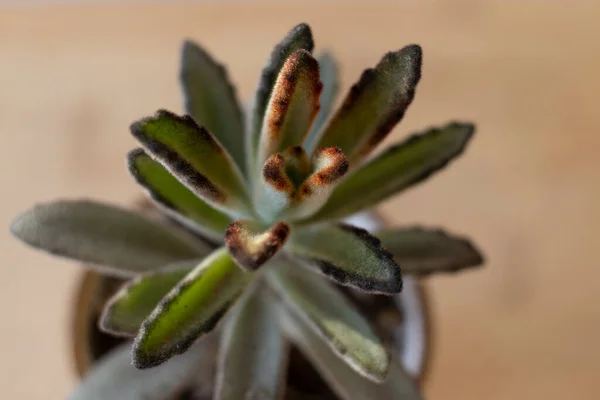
[10,21,485,400]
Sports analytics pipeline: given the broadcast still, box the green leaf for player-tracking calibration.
[181,40,246,172]
[247,23,314,172]
[131,109,250,216]
[257,49,322,167]
[288,223,402,294]
[304,51,339,154]
[133,248,251,368]
[100,261,195,337]
[128,149,232,242]
[279,309,422,400]
[69,340,216,400]
[376,227,484,276]
[306,122,476,222]
[316,45,422,165]
[215,291,287,400]
[268,261,389,382]
[10,200,207,277]
[224,220,290,271]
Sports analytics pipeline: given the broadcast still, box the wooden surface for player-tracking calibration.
[2,2,599,399]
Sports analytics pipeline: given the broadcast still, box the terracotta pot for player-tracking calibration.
[70,211,431,398]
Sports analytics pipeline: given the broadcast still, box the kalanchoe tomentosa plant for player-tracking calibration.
[11,23,484,399]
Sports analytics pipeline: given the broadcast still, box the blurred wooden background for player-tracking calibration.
[1,2,599,399]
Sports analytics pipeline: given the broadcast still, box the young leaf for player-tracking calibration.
[247,23,314,171]
[268,261,389,382]
[133,248,251,368]
[304,51,339,154]
[10,200,207,277]
[288,223,402,294]
[225,220,290,271]
[257,49,322,166]
[69,340,216,400]
[100,262,195,337]
[279,309,422,400]
[285,146,348,220]
[376,227,484,276]
[305,122,476,222]
[254,153,295,221]
[316,45,422,165]
[131,109,250,216]
[215,292,288,400]
[181,40,246,172]
[128,149,232,242]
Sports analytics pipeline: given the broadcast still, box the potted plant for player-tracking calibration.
[10,23,484,399]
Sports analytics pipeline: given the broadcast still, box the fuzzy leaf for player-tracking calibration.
[304,51,339,153]
[306,122,476,222]
[288,223,402,294]
[69,340,215,400]
[279,309,422,400]
[181,40,246,172]
[316,45,422,165]
[133,248,251,368]
[131,109,250,215]
[268,261,389,381]
[10,200,207,277]
[247,23,314,171]
[215,292,287,400]
[254,153,295,222]
[128,149,232,242]
[377,227,484,276]
[285,146,349,220]
[257,49,322,166]
[100,262,195,337]
[225,220,290,271]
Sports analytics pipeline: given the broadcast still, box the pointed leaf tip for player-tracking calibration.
[225,220,290,271]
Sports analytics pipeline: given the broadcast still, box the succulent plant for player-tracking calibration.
[10,23,484,400]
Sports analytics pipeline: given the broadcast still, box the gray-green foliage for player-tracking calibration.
[11,23,484,400]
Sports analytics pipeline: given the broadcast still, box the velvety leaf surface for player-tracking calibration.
[10,200,207,276]
[377,227,484,276]
[131,109,249,215]
[306,122,475,222]
[100,262,195,337]
[69,340,216,400]
[128,149,232,242]
[247,23,314,171]
[224,220,290,271]
[133,248,251,368]
[215,292,287,400]
[257,49,322,166]
[181,40,246,172]
[316,45,422,165]
[288,223,402,294]
[268,261,389,381]
[279,309,422,400]
[304,51,339,154]
[254,152,295,222]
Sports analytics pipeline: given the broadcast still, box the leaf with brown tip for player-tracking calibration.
[128,149,232,242]
[253,153,295,222]
[305,122,475,223]
[131,110,250,216]
[181,40,246,172]
[288,223,402,295]
[257,49,322,166]
[316,45,422,165]
[132,248,251,369]
[247,23,314,171]
[376,227,484,276]
[225,220,290,271]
